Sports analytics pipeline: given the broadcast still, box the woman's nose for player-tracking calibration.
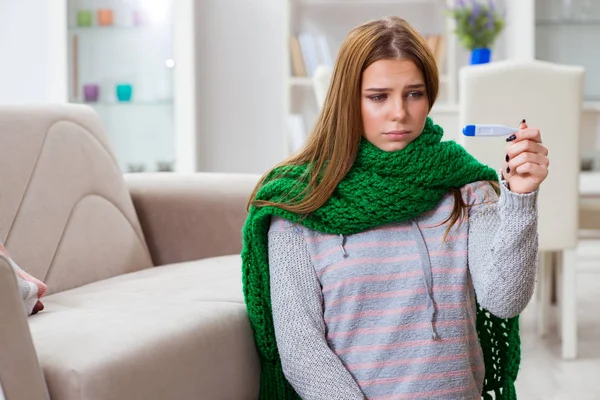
[390,98,407,121]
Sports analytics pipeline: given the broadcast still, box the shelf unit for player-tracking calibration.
[298,0,438,4]
[533,0,600,160]
[74,100,173,106]
[536,18,600,26]
[282,0,600,162]
[283,0,458,156]
[66,0,177,173]
[68,25,158,32]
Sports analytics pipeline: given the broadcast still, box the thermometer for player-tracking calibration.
[462,124,519,137]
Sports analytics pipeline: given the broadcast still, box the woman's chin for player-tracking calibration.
[378,140,411,152]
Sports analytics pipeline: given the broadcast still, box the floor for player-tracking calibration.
[515,270,600,400]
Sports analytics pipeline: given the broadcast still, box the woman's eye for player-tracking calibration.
[407,91,424,98]
[369,94,387,101]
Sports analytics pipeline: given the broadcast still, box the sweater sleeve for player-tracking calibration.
[268,220,365,400]
[466,180,539,319]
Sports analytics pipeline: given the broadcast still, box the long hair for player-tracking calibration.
[249,17,438,210]
[248,16,487,236]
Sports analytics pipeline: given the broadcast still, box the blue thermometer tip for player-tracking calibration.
[462,125,476,136]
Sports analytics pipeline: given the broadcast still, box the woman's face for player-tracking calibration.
[360,58,429,152]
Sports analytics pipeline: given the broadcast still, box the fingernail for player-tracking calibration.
[506,134,516,142]
[506,166,511,174]
[505,154,509,162]
[522,118,526,124]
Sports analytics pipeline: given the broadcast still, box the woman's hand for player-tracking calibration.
[502,119,549,194]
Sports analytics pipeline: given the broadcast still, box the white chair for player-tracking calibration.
[458,59,585,360]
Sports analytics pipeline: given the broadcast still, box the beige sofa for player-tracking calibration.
[0,104,261,400]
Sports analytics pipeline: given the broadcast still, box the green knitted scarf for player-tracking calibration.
[241,117,521,400]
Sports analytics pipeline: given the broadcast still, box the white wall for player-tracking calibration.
[0,0,68,104]
[173,0,197,173]
[505,0,535,60]
[195,0,286,174]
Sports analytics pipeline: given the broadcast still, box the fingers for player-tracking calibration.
[507,151,550,173]
[506,139,549,158]
[513,162,549,179]
[519,119,527,130]
[507,120,542,144]
[507,127,542,143]
[503,119,549,178]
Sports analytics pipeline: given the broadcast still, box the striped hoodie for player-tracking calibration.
[267,180,538,400]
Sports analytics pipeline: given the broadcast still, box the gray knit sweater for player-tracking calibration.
[267,180,538,400]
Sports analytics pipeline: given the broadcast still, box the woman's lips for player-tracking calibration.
[384,130,411,139]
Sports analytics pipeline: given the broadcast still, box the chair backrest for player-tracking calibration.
[458,60,584,251]
[0,104,153,294]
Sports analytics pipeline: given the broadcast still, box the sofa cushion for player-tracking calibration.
[28,254,259,400]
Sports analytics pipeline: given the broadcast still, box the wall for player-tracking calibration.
[173,0,197,173]
[505,0,535,60]
[0,0,68,104]
[195,0,286,174]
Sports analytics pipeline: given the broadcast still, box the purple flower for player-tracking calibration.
[473,2,482,17]
[485,5,496,29]
[469,2,482,26]
[486,11,495,29]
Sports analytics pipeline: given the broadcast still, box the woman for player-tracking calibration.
[242,16,548,400]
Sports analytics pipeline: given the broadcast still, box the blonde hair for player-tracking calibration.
[248,16,491,238]
[250,17,438,208]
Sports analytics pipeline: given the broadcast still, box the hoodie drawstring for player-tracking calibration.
[339,234,348,258]
[410,220,439,341]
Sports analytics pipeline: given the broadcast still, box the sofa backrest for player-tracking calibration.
[0,104,153,294]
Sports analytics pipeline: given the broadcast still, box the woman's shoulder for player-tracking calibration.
[269,216,298,234]
[269,216,314,236]
[459,179,499,208]
[268,216,333,245]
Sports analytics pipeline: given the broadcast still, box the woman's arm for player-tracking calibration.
[269,228,365,400]
[467,181,539,318]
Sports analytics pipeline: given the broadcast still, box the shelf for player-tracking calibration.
[536,18,600,26]
[290,77,314,87]
[295,0,443,5]
[583,101,600,112]
[68,25,163,33]
[73,100,173,106]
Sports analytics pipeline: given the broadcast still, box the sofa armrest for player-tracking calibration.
[0,257,49,400]
[125,172,261,266]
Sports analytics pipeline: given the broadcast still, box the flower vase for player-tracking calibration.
[470,48,491,65]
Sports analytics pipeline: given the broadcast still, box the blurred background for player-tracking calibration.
[2,0,600,176]
[0,0,599,398]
